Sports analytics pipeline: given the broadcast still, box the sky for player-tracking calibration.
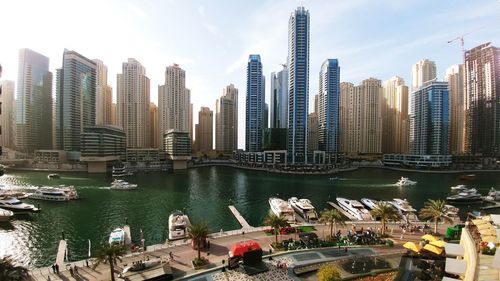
[0,0,499,149]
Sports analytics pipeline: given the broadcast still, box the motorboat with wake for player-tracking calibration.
[0,208,14,221]
[388,199,419,222]
[288,197,318,222]
[29,186,79,201]
[446,188,482,204]
[269,197,295,223]
[109,228,126,245]
[394,177,417,187]
[450,184,466,190]
[0,197,40,213]
[47,173,60,179]
[360,198,379,210]
[337,197,373,221]
[168,210,190,240]
[110,179,138,190]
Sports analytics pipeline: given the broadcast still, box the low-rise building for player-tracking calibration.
[80,126,126,173]
[164,129,191,170]
[383,154,452,168]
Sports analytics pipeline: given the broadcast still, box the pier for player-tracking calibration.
[123,225,132,245]
[55,239,67,266]
[228,205,253,229]
[326,201,359,221]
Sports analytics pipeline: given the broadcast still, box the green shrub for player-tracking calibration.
[318,264,341,281]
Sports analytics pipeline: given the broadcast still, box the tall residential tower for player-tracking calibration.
[411,59,437,91]
[270,64,288,129]
[216,84,238,153]
[318,59,340,158]
[382,76,409,154]
[245,55,264,152]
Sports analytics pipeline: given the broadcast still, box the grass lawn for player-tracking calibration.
[298,226,316,233]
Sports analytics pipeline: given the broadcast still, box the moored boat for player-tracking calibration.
[337,197,373,221]
[0,197,40,213]
[0,208,14,221]
[446,188,482,204]
[360,198,379,210]
[168,210,190,240]
[444,204,459,217]
[109,228,125,245]
[288,197,318,222]
[388,198,419,222]
[269,197,295,223]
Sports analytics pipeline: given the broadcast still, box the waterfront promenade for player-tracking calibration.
[29,221,454,281]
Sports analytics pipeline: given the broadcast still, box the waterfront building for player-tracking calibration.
[34,150,67,164]
[150,103,159,148]
[270,64,288,129]
[164,129,191,170]
[0,80,15,149]
[445,64,466,156]
[383,154,452,168]
[339,82,359,156]
[16,49,53,153]
[216,84,238,153]
[125,148,168,171]
[411,59,436,91]
[117,58,150,148]
[464,42,500,156]
[55,49,96,155]
[262,128,287,150]
[111,103,117,126]
[80,125,126,173]
[410,81,449,155]
[318,59,340,160]
[359,78,383,155]
[158,64,191,146]
[307,112,318,152]
[245,54,265,152]
[94,60,113,126]
[287,6,310,164]
[195,107,213,153]
[382,76,409,154]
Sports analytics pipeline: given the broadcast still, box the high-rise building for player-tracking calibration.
[94,59,113,126]
[314,94,319,114]
[55,49,96,152]
[0,80,15,148]
[464,42,500,156]
[359,78,383,154]
[382,76,409,154]
[445,64,465,155]
[412,59,437,91]
[245,54,264,152]
[150,103,158,148]
[307,112,318,152]
[117,58,150,148]
[270,65,288,129]
[16,49,53,152]
[111,103,117,126]
[410,81,449,155]
[195,107,213,152]
[287,6,310,164]
[263,103,269,129]
[339,82,359,155]
[158,64,191,146]
[216,84,238,153]
[318,59,340,156]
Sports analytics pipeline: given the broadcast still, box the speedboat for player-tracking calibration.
[288,197,318,222]
[337,197,373,221]
[29,186,79,201]
[450,184,466,190]
[445,205,459,217]
[459,174,476,180]
[388,199,419,222]
[360,198,379,210]
[109,228,126,245]
[446,189,483,204]
[0,208,14,221]
[110,179,138,190]
[168,210,190,240]
[0,197,40,213]
[268,197,295,223]
[47,173,60,179]
[394,177,417,187]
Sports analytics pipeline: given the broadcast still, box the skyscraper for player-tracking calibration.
[16,49,53,152]
[117,58,150,148]
[318,59,340,156]
[307,112,318,152]
[287,6,310,164]
[216,84,238,153]
[412,59,437,91]
[56,49,96,152]
[445,64,465,155]
[382,76,409,154]
[464,42,500,156]
[150,103,158,148]
[94,59,113,126]
[339,82,359,155]
[0,80,15,148]
[245,54,264,152]
[195,107,213,152]
[410,81,449,155]
[359,78,383,154]
[158,64,191,146]
[111,103,117,126]
[270,64,288,129]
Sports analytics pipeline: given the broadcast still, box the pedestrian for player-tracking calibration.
[69,267,74,277]
[207,240,210,249]
[86,259,89,267]
[55,264,59,274]
[74,265,78,274]
[51,264,56,273]
[169,251,174,261]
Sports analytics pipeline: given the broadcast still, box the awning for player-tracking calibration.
[423,244,443,255]
[421,234,437,242]
[472,219,488,225]
[477,223,492,230]
[403,241,421,253]
[445,243,465,257]
[479,228,496,236]
[429,240,446,248]
[482,235,497,243]
[445,258,467,275]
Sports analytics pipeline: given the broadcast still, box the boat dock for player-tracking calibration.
[481,198,500,210]
[228,205,252,229]
[55,239,67,266]
[326,201,359,221]
[123,225,132,245]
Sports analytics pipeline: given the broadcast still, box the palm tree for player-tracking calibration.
[263,213,289,245]
[370,202,401,235]
[92,243,126,281]
[319,209,346,239]
[419,199,453,234]
[188,221,210,260]
[0,256,29,281]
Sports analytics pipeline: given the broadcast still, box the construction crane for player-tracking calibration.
[447,26,486,55]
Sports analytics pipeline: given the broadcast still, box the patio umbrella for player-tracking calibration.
[403,242,422,253]
[477,223,492,230]
[482,235,497,243]
[479,228,497,236]
[472,219,488,225]
[422,234,438,242]
[424,244,443,255]
[429,240,446,248]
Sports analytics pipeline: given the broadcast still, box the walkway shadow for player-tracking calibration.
[204,244,229,257]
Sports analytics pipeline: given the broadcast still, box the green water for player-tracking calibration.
[0,167,498,268]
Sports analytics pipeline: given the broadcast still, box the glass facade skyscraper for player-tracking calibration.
[245,54,264,152]
[270,65,288,129]
[318,59,340,157]
[287,6,310,164]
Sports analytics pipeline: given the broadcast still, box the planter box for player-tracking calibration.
[191,259,211,270]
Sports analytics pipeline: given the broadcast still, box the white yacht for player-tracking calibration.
[445,205,459,217]
[29,186,79,201]
[0,190,29,199]
[486,187,498,201]
[388,198,419,222]
[446,188,482,204]
[395,177,417,187]
[336,197,373,221]
[360,198,379,210]
[288,197,318,222]
[108,228,126,245]
[47,174,60,179]
[450,184,466,190]
[268,197,295,223]
[0,208,14,222]
[168,210,191,240]
[110,179,138,190]
[0,197,40,213]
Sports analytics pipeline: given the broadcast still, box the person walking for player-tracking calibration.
[51,264,56,273]
[55,264,59,274]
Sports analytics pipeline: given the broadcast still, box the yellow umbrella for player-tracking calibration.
[429,240,446,248]
[422,234,438,242]
[403,241,422,253]
[482,235,497,243]
[472,219,488,225]
[477,223,492,230]
[479,228,497,236]
[424,244,443,255]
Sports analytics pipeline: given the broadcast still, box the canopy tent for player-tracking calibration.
[429,240,446,248]
[472,219,488,225]
[229,240,262,257]
[423,244,443,255]
[444,243,465,257]
[482,235,497,243]
[479,228,497,236]
[477,223,493,230]
[421,234,438,242]
[445,258,466,275]
[403,241,422,253]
